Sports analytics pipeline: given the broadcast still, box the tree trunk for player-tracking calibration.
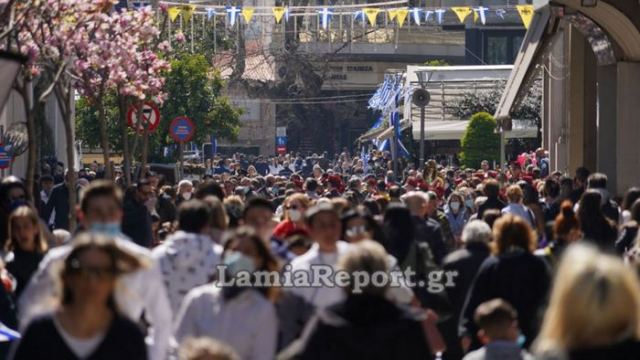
[118,95,132,186]
[56,83,77,232]
[97,91,113,179]
[140,123,149,180]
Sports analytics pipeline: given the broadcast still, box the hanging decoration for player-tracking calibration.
[396,8,409,27]
[435,9,446,24]
[181,4,196,23]
[451,6,472,24]
[363,8,380,26]
[388,9,398,21]
[168,6,181,22]
[273,7,286,23]
[474,6,488,24]
[353,10,365,24]
[424,10,433,23]
[495,8,507,19]
[410,8,421,25]
[241,7,255,23]
[516,5,534,29]
[207,8,216,20]
[226,6,241,26]
[319,8,333,30]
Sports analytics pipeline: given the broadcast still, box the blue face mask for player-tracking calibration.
[517,334,526,348]
[90,222,122,237]
[223,251,256,278]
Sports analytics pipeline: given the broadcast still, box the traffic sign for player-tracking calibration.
[127,102,160,132]
[276,126,287,137]
[276,136,287,155]
[0,145,11,169]
[169,116,195,143]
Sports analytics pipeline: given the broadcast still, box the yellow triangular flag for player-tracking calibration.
[517,5,534,29]
[473,10,478,23]
[451,7,473,24]
[273,7,286,24]
[168,6,181,22]
[396,8,409,27]
[242,7,255,23]
[363,8,380,27]
[181,5,196,23]
[388,9,398,21]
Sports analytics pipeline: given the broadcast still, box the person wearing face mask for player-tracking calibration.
[152,200,222,315]
[19,180,172,360]
[175,180,194,208]
[174,227,279,360]
[445,192,469,247]
[273,194,310,241]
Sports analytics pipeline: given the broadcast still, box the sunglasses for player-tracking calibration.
[69,260,116,280]
[345,226,369,237]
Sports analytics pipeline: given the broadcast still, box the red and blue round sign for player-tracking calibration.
[0,145,11,169]
[169,116,195,143]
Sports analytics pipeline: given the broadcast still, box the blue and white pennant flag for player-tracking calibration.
[411,8,421,25]
[226,6,241,26]
[475,6,488,25]
[435,9,446,24]
[318,8,333,30]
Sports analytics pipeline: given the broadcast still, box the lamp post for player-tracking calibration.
[414,71,431,170]
[0,51,27,112]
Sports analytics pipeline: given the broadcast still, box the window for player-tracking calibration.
[487,36,508,64]
[512,36,524,60]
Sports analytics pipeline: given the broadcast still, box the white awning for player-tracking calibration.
[495,3,551,119]
[412,120,537,141]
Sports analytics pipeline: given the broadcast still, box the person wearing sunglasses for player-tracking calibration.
[12,233,149,360]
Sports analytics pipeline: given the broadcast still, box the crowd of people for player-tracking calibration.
[0,147,640,359]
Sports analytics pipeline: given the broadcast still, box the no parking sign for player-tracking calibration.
[169,116,195,143]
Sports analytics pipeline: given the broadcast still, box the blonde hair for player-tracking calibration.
[179,337,239,360]
[7,205,48,254]
[506,185,523,203]
[535,244,640,354]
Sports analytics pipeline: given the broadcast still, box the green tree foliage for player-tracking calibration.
[152,53,242,160]
[76,93,123,152]
[423,59,449,66]
[460,112,500,169]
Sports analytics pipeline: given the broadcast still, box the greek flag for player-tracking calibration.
[319,8,333,30]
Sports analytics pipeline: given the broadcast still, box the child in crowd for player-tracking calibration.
[463,299,534,360]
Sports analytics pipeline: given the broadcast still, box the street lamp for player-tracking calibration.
[414,71,431,170]
[0,51,26,112]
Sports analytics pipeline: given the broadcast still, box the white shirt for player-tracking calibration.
[286,241,351,309]
[53,316,106,359]
[152,231,222,315]
[19,234,173,360]
[174,285,277,360]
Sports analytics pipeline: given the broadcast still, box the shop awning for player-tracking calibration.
[411,120,537,141]
[495,2,552,119]
[375,119,412,142]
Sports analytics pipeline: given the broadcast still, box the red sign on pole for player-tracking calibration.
[169,116,195,143]
[127,102,161,133]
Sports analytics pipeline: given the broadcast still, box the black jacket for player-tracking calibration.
[279,295,432,360]
[616,224,638,255]
[156,194,176,223]
[477,196,506,219]
[460,250,551,350]
[42,183,70,230]
[122,196,153,248]
[5,249,44,298]
[412,216,447,266]
[440,242,490,360]
[12,314,147,360]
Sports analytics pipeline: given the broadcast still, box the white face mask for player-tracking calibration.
[289,209,302,222]
[450,202,461,211]
[182,192,192,201]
